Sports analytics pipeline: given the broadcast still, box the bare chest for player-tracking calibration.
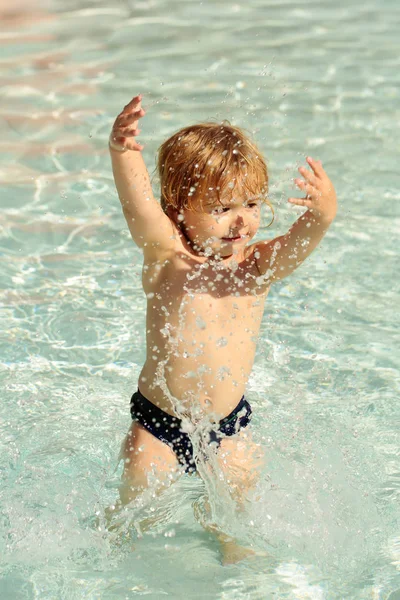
[144,252,268,341]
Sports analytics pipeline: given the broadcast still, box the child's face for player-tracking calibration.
[178,192,261,258]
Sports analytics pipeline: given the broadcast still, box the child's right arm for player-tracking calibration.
[109,95,175,255]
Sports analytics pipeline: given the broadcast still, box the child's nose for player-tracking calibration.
[232,211,245,226]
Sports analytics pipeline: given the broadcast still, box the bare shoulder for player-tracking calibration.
[142,218,188,264]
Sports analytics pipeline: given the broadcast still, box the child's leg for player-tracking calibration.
[195,428,265,564]
[119,421,182,506]
[104,422,181,540]
[216,427,264,508]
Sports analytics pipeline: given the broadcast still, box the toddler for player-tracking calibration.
[109,94,337,562]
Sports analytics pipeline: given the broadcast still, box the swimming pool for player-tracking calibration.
[1,0,399,598]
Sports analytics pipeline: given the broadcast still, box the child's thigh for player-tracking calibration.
[216,428,264,494]
[120,421,181,504]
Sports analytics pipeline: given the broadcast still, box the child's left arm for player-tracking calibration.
[254,156,337,282]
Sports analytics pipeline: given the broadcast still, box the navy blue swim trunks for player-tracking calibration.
[130,389,252,473]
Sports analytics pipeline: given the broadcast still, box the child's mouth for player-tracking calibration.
[222,234,246,242]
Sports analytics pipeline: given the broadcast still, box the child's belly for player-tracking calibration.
[139,293,266,419]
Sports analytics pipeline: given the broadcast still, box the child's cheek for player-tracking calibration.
[213,214,227,225]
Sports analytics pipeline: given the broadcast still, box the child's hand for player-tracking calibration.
[109,94,145,152]
[289,157,337,223]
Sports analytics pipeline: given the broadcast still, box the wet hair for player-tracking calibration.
[157,121,273,221]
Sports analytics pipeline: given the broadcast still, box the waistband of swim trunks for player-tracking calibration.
[130,389,180,423]
[131,389,249,427]
[218,396,249,425]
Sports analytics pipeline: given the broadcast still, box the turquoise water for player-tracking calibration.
[1,0,399,598]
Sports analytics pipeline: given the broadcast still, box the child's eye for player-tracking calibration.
[212,207,230,215]
[246,203,259,209]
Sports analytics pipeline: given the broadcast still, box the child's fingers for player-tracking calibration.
[295,180,321,199]
[113,125,140,137]
[110,95,146,152]
[110,131,139,147]
[122,128,141,137]
[112,136,144,152]
[288,196,313,208]
[121,107,145,121]
[112,108,144,137]
[117,109,145,128]
[298,166,318,187]
[306,156,325,179]
[124,94,143,111]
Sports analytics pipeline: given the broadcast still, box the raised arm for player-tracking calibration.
[109,95,175,255]
[254,157,337,282]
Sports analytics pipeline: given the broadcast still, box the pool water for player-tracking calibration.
[1,0,399,598]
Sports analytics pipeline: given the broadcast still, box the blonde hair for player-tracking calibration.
[157,121,273,222]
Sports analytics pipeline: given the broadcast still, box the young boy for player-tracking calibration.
[109,94,337,561]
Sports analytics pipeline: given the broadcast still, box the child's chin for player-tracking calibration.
[195,239,245,258]
[220,238,247,249]
[219,245,242,257]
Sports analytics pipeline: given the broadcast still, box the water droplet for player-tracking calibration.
[196,316,206,330]
[164,529,176,538]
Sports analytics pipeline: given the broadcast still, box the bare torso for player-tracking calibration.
[138,228,269,421]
